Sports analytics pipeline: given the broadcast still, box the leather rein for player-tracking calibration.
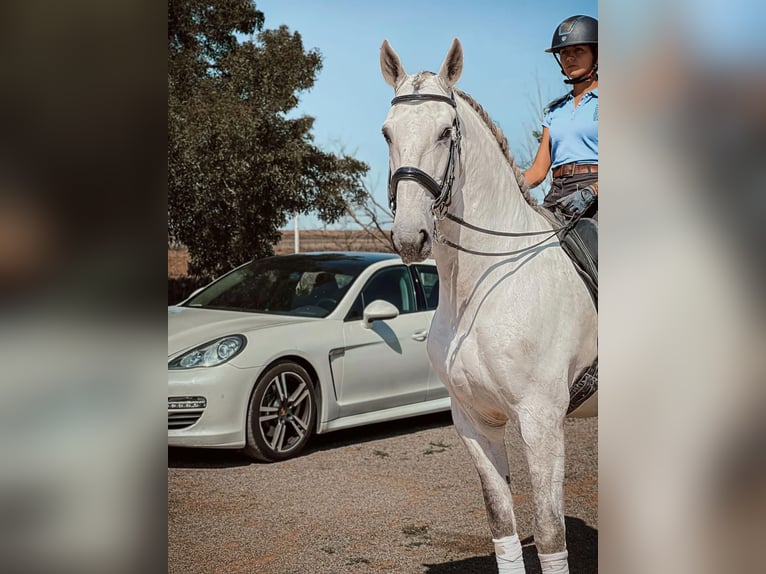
[387,92,576,257]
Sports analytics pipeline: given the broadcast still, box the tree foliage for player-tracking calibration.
[169,0,368,277]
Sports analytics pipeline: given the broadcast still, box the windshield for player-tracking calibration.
[183,254,371,318]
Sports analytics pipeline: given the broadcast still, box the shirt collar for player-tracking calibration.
[575,87,598,101]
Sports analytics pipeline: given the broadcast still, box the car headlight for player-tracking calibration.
[169,335,247,369]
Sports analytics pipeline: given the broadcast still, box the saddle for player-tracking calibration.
[535,207,598,414]
[536,207,598,308]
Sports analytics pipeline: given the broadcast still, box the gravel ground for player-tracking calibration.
[168,413,597,574]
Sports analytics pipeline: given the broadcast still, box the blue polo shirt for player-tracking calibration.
[542,88,598,168]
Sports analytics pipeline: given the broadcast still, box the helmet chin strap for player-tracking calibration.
[553,53,598,85]
[563,67,596,84]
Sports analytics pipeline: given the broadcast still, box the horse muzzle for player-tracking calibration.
[391,225,432,264]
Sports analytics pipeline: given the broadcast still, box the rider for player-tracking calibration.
[524,15,598,221]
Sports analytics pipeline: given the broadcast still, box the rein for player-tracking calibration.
[388,91,575,257]
[437,212,577,257]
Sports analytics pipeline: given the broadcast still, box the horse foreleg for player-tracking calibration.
[517,405,569,574]
[452,402,526,574]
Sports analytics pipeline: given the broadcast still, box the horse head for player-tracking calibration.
[380,38,463,264]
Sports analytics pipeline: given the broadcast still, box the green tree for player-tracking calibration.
[169,0,368,277]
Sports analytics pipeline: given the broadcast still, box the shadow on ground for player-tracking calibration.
[309,410,453,453]
[424,517,597,574]
[423,555,496,573]
[168,411,454,469]
[167,447,252,469]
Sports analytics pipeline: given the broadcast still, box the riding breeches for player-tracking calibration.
[543,172,598,221]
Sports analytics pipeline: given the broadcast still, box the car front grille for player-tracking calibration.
[168,396,206,430]
[168,410,204,430]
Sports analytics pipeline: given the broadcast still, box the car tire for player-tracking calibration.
[244,361,317,462]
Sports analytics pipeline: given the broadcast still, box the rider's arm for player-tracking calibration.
[523,126,552,188]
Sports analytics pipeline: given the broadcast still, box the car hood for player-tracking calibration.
[168,306,316,357]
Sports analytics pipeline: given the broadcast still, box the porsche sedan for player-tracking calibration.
[168,252,449,461]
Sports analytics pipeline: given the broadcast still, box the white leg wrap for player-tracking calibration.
[492,534,526,573]
[538,549,569,574]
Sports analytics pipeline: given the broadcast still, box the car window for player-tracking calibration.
[184,256,361,317]
[414,265,439,310]
[345,266,416,321]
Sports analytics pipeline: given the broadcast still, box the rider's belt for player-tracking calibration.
[552,163,598,178]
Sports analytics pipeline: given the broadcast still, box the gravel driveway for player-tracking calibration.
[168,413,597,573]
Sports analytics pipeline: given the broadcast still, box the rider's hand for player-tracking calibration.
[556,185,596,216]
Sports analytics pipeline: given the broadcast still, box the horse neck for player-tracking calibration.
[461,101,541,227]
[434,99,548,273]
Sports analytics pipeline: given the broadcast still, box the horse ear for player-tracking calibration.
[380,39,407,88]
[438,38,463,87]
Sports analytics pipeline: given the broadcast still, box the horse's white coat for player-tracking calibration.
[381,39,597,573]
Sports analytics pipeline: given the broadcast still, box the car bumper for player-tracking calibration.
[167,364,261,448]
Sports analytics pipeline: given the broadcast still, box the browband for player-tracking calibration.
[391,93,456,108]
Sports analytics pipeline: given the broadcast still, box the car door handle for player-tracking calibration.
[412,330,428,341]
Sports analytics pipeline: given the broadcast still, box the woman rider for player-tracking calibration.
[524,15,598,220]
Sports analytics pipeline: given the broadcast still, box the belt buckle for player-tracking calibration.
[563,163,575,177]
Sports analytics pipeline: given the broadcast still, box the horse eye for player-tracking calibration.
[382,128,392,144]
[439,127,452,140]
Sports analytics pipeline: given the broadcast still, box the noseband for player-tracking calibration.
[387,92,461,215]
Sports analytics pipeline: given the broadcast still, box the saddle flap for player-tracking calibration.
[570,218,598,266]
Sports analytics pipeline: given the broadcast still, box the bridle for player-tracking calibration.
[387,92,461,217]
[387,91,577,257]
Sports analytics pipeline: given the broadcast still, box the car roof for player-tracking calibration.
[259,252,400,264]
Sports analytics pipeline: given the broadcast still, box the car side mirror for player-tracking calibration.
[362,300,399,328]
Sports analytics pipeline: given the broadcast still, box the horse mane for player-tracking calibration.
[453,88,536,206]
[407,72,535,206]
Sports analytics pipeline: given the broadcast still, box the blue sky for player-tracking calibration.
[253,0,598,227]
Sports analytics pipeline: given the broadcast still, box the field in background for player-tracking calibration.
[168,229,393,278]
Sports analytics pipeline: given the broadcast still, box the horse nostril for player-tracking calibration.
[391,225,431,262]
[418,229,429,250]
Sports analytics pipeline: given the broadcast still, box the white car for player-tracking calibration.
[168,252,449,461]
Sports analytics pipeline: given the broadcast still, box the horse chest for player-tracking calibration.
[427,319,526,416]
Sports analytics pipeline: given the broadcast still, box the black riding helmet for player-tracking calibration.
[546,15,598,84]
